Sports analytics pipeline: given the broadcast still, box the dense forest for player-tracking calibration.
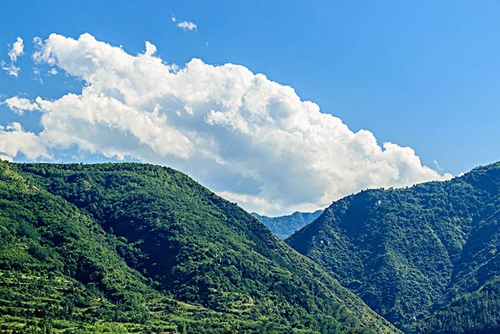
[251,210,323,239]
[287,162,500,333]
[0,161,396,333]
[3,159,500,333]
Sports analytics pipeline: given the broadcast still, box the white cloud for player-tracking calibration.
[1,61,20,77]
[48,68,58,75]
[2,96,40,114]
[3,33,452,215]
[171,14,197,31]
[8,37,24,62]
[144,41,157,56]
[32,36,55,66]
[0,154,13,162]
[0,122,49,160]
[2,37,24,77]
[219,191,320,216]
[6,122,22,131]
[177,21,197,31]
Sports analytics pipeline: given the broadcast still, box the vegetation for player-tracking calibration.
[287,162,500,333]
[252,210,323,239]
[0,161,396,333]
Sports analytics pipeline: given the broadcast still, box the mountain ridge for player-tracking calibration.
[287,161,500,332]
[0,161,397,333]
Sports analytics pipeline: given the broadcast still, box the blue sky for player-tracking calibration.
[0,1,498,214]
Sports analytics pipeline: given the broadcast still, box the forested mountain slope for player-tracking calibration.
[251,210,323,239]
[287,162,500,333]
[0,161,396,333]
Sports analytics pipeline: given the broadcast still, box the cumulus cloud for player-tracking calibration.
[2,33,451,215]
[0,122,49,160]
[2,37,24,77]
[144,41,157,56]
[2,96,40,114]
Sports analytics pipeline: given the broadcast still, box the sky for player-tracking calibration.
[0,1,499,215]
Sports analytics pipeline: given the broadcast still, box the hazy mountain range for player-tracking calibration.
[251,210,323,239]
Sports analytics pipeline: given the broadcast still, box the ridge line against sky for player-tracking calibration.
[0,1,499,215]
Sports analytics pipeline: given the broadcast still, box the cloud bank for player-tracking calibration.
[1,33,451,215]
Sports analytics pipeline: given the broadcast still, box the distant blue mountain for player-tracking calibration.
[252,210,323,239]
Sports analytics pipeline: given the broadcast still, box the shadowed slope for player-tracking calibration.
[287,162,500,333]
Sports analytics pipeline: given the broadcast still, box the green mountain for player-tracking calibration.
[287,162,500,333]
[251,210,323,239]
[0,161,396,333]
